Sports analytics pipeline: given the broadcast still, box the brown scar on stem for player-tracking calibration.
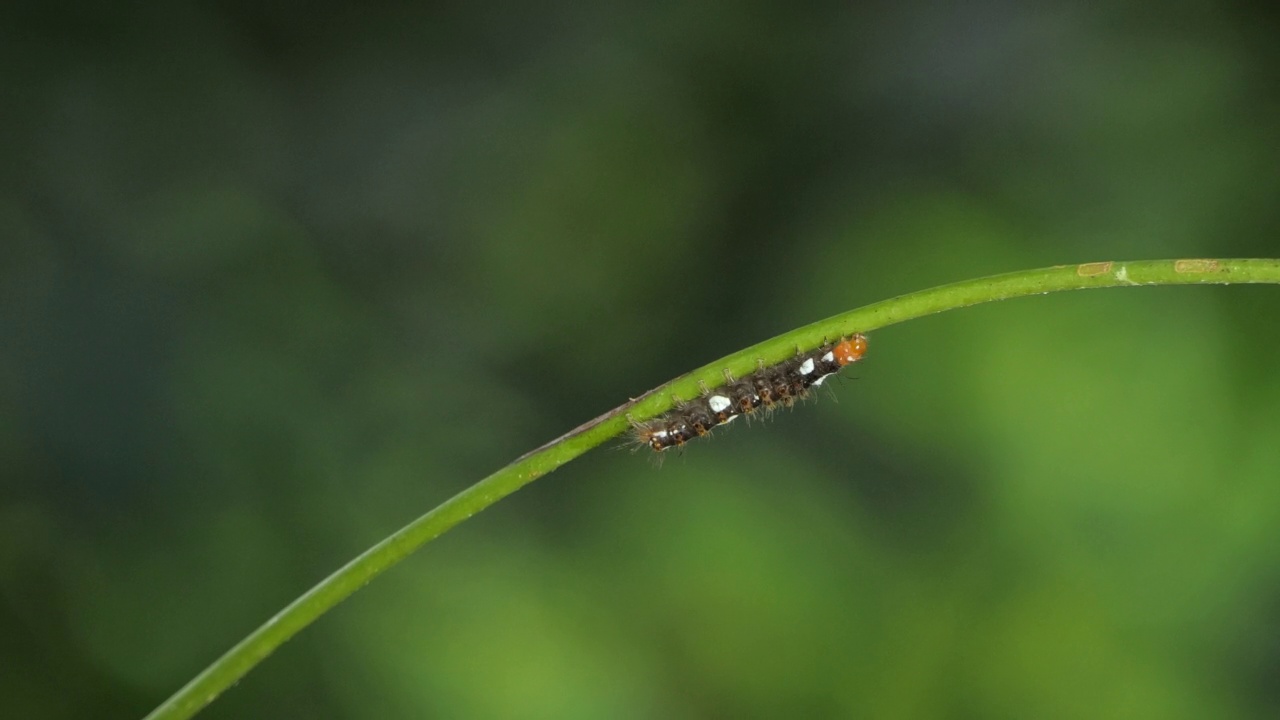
[1076,261,1113,277]
[1175,259,1220,274]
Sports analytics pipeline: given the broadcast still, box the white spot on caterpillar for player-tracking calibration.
[812,373,833,387]
[721,414,739,425]
[821,351,835,363]
[797,358,815,375]
[708,395,732,413]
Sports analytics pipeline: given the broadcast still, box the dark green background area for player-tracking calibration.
[3,2,1280,718]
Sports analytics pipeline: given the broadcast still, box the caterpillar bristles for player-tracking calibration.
[628,334,868,453]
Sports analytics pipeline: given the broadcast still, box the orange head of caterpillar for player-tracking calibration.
[831,334,868,366]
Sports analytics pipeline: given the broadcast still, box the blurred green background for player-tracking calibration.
[3,2,1280,718]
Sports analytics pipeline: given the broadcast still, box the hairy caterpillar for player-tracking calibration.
[630,334,868,452]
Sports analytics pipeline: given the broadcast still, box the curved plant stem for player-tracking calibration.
[144,258,1280,720]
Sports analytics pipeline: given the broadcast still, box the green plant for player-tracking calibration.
[143,258,1280,720]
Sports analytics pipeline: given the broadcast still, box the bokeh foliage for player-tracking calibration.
[3,2,1280,719]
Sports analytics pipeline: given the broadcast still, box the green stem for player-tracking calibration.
[143,258,1280,720]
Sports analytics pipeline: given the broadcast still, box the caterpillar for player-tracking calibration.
[630,334,868,452]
